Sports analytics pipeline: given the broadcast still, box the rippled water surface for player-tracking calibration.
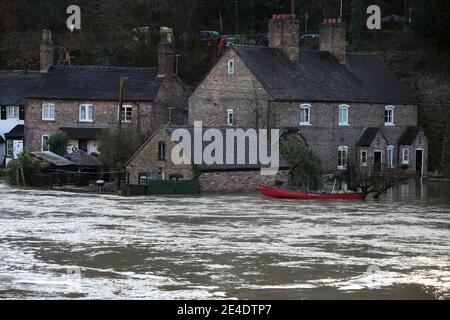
[0,179,449,299]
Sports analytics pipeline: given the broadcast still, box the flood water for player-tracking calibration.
[0,179,449,300]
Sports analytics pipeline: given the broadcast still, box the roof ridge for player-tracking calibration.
[52,65,158,71]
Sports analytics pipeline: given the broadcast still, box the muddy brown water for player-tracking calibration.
[0,179,449,299]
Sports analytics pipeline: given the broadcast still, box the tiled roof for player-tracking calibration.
[30,151,75,167]
[4,125,24,139]
[29,65,164,101]
[234,47,417,104]
[356,127,383,147]
[0,71,42,105]
[59,126,105,140]
[398,126,422,145]
[64,150,100,167]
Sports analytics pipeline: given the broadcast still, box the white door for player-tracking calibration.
[13,140,23,159]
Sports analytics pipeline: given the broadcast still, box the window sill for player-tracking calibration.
[337,166,347,171]
[299,123,312,127]
[79,120,94,123]
[385,123,395,127]
[338,124,350,127]
[42,119,55,122]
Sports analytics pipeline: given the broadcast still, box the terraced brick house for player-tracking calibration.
[0,71,40,166]
[0,27,190,166]
[189,15,428,176]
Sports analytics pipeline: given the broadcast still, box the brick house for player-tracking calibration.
[189,15,428,176]
[0,71,40,166]
[126,126,289,193]
[0,27,190,160]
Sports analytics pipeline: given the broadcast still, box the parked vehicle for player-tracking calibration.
[200,31,220,44]
[300,33,320,49]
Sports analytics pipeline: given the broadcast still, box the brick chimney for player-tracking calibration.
[320,18,347,64]
[40,29,54,73]
[268,14,299,63]
[157,27,175,78]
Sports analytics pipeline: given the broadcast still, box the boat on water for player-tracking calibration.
[260,185,366,200]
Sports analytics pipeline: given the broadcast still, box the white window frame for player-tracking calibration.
[385,105,395,126]
[42,103,55,121]
[227,59,235,75]
[41,135,50,152]
[402,148,410,165]
[338,104,349,126]
[120,105,133,123]
[299,104,311,126]
[6,140,14,157]
[139,174,148,186]
[227,109,234,126]
[338,146,349,170]
[360,150,368,167]
[387,146,395,168]
[6,106,19,119]
[79,104,94,122]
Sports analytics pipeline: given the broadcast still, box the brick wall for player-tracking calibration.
[271,101,418,172]
[127,128,194,185]
[199,170,289,193]
[268,17,299,62]
[320,22,346,64]
[399,130,428,175]
[24,98,153,152]
[189,49,271,128]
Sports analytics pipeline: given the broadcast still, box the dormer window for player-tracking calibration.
[227,59,235,75]
[299,104,311,126]
[339,105,349,126]
[385,106,395,126]
[227,109,234,126]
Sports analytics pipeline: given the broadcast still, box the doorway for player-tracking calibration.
[78,139,88,152]
[416,149,423,176]
[374,151,382,173]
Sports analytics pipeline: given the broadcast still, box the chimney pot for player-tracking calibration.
[268,14,299,63]
[158,27,175,78]
[40,29,54,73]
[320,19,347,64]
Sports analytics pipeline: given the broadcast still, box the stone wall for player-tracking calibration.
[356,130,389,174]
[199,169,289,193]
[268,17,299,62]
[126,128,194,185]
[188,48,271,128]
[272,101,418,172]
[320,22,346,64]
[399,130,428,175]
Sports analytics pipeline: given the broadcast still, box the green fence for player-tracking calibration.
[123,179,200,196]
[148,179,200,195]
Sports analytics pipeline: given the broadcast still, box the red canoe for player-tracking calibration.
[260,185,365,200]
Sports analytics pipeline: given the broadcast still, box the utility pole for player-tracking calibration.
[118,77,125,128]
[235,0,238,35]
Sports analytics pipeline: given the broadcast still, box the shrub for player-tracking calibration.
[6,152,48,186]
[48,131,68,156]
[280,134,323,191]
